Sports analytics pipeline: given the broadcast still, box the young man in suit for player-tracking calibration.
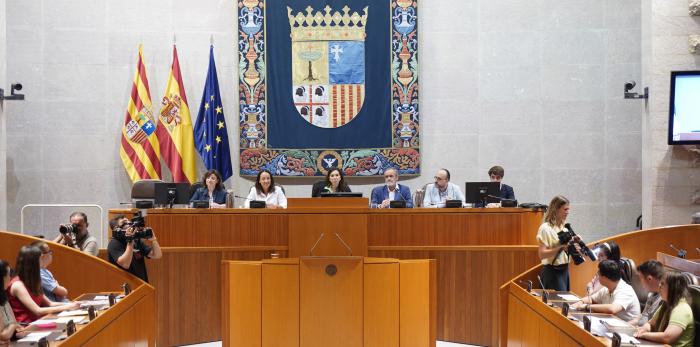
[370,168,413,208]
[489,165,515,200]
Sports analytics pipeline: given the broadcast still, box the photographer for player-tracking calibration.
[52,212,98,256]
[107,214,162,283]
[537,195,578,291]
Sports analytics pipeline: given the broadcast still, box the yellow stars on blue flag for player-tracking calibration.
[194,45,233,181]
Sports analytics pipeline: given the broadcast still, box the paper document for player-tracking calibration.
[18,331,51,342]
[557,294,580,301]
[80,300,109,307]
[600,317,630,328]
[605,332,640,344]
[30,319,57,325]
[93,295,109,300]
[57,316,85,324]
[57,309,89,317]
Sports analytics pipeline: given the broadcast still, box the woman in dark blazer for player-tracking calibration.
[190,169,227,208]
[311,167,351,197]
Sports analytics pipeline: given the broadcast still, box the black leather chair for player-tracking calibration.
[189,182,204,199]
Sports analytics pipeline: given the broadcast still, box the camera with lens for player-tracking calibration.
[59,223,80,235]
[557,223,597,265]
[114,212,153,242]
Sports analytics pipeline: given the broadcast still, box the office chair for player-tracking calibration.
[131,179,164,208]
[189,182,204,199]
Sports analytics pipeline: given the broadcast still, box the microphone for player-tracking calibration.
[518,279,533,293]
[309,233,325,256]
[670,244,687,258]
[537,275,548,303]
[334,233,353,256]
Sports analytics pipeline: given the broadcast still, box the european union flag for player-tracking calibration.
[194,46,233,182]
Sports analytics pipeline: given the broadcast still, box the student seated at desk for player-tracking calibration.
[634,271,695,347]
[30,241,69,302]
[6,246,79,324]
[1,259,27,344]
[571,260,640,322]
[244,170,287,209]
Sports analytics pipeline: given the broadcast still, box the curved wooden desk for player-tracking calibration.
[109,205,543,346]
[499,225,700,346]
[0,231,155,346]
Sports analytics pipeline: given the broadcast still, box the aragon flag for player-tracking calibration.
[157,45,197,183]
[120,45,162,182]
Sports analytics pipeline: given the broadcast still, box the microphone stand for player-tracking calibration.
[670,244,687,258]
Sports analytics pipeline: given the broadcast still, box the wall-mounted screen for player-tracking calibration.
[669,70,700,144]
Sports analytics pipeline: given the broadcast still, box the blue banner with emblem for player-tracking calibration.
[238,0,420,176]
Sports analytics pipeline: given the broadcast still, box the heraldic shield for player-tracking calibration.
[288,6,368,129]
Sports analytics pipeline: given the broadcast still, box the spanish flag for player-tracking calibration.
[157,45,197,183]
[120,45,162,182]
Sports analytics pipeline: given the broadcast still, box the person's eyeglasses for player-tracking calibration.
[434,176,446,181]
[43,250,53,255]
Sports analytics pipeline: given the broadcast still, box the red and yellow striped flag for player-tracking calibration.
[120,45,162,182]
[156,45,197,183]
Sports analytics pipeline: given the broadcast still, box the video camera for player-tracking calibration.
[557,223,596,265]
[113,212,153,242]
[59,223,80,235]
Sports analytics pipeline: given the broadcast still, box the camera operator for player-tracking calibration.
[537,196,597,291]
[537,196,578,291]
[107,214,162,283]
[52,212,98,256]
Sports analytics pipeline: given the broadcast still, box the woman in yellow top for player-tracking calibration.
[536,195,574,291]
[635,271,695,347]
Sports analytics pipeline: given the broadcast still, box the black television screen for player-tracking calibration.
[669,70,700,144]
[154,182,191,207]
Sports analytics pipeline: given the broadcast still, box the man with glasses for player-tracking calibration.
[370,168,413,208]
[571,260,641,322]
[422,168,466,207]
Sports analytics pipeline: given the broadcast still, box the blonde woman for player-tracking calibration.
[537,195,576,291]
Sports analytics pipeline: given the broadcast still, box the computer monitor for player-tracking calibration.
[320,192,363,198]
[464,182,501,206]
[154,182,191,208]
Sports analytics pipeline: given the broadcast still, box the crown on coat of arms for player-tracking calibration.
[287,6,368,42]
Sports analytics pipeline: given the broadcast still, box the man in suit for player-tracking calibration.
[370,168,413,208]
[489,165,515,200]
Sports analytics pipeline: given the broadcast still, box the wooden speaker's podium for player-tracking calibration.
[222,255,436,347]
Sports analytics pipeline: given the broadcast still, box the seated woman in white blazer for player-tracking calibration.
[245,169,287,209]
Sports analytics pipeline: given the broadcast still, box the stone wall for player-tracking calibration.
[3,0,643,242]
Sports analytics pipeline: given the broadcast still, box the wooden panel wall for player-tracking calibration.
[64,284,156,347]
[222,261,261,347]
[148,248,284,347]
[110,208,542,346]
[399,260,437,347]
[364,260,399,347]
[262,260,300,347]
[368,210,542,246]
[370,246,539,347]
